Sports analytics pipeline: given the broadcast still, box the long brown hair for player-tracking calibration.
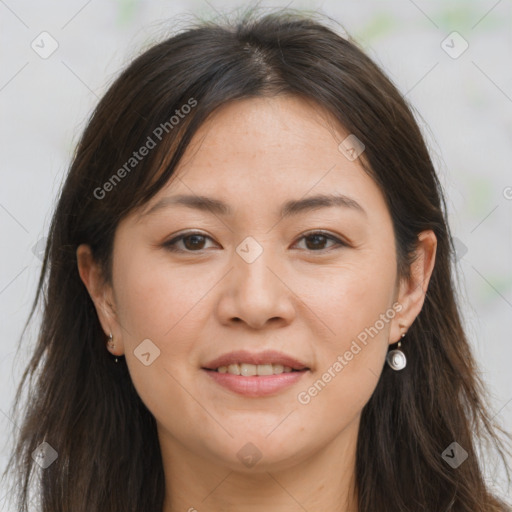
[2,6,511,511]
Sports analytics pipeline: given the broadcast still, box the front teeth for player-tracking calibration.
[216,363,293,376]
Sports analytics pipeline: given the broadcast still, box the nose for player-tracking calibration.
[215,242,297,330]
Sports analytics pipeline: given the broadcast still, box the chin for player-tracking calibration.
[199,428,316,473]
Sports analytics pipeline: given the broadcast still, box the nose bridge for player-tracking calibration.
[234,234,282,297]
[218,234,295,328]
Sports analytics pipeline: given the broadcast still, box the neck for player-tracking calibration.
[159,417,360,512]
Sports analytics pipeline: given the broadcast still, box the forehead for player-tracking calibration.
[136,95,389,225]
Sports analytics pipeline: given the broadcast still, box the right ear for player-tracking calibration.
[76,244,124,356]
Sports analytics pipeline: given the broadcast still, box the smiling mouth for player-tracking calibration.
[202,355,310,396]
[204,363,307,376]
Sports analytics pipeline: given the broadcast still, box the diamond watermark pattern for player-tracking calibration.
[338,134,365,161]
[31,236,47,261]
[441,32,469,59]
[236,442,262,468]
[441,441,468,468]
[31,441,58,469]
[31,32,59,59]
[236,236,263,264]
[134,338,161,366]
[452,236,468,262]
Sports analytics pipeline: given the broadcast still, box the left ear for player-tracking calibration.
[389,230,437,344]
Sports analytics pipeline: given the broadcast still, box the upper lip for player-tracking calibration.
[203,350,309,371]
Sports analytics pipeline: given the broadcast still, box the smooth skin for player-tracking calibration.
[77,95,437,512]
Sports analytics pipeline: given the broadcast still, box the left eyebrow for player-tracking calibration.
[137,192,367,220]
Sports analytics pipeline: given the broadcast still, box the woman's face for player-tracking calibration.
[82,95,434,472]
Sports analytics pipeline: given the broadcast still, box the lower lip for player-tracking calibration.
[203,369,308,397]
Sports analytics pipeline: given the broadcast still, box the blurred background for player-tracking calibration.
[1,0,511,508]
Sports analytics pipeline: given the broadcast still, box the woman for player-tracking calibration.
[3,7,511,512]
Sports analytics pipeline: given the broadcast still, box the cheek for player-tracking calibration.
[111,253,211,436]
[296,246,396,414]
[296,284,393,428]
[296,357,380,438]
[113,247,212,344]
[307,244,397,346]
[110,249,203,391]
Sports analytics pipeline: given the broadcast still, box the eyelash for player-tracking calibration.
[162,230,348,254]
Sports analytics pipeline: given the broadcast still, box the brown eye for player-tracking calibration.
[182,234,207,250]
[294,232,346,252]
[163,232,216,252]
[304,234,330,250]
